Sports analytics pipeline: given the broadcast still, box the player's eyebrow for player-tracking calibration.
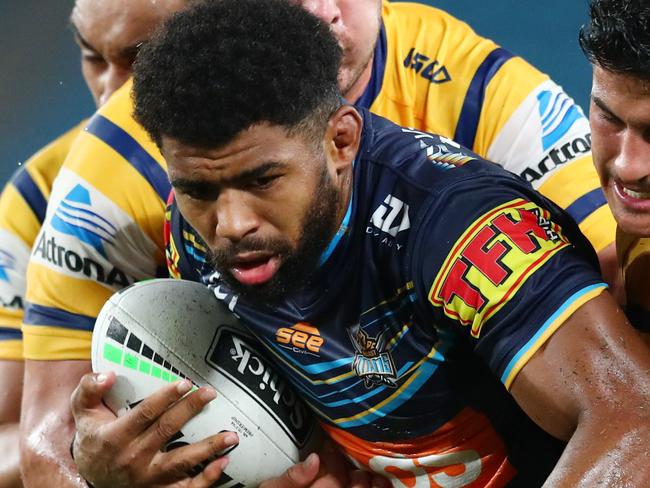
[592,95,622,122]
[70,23,97,52]
[70,22,143,60]
[231,161,287,184]
[171,162,287,192]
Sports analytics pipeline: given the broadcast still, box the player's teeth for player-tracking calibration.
[623,187,650,199]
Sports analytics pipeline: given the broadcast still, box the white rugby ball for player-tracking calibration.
[91,278,321,487]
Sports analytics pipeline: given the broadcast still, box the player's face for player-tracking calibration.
[292,0,382,102]
[590,65,650,237]
[164,107,360,304]
[71,0,187,108]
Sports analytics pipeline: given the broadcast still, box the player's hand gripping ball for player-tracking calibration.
[91,279,322,487]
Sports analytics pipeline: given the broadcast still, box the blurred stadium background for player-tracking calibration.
[0,0,591,186]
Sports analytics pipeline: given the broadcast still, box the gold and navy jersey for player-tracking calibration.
[617,230,650,330]
[166,109,606,486]
[23,80,170,360]
[23,1,610,363]
[0,121,84,360]
[368,1,614,252]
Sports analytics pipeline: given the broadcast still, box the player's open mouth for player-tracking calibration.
[230,252,280,286]
[615,182,650,211]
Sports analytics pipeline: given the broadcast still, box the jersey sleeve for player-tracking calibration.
[0,122,83,360]
[23,81,170,360]
[376,2,615,253]
[480,66,615,253]
[414,176,607,390]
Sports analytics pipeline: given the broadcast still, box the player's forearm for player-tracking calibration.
[20,417,87,488]
[544,414,650,486]
[0,423,22,487]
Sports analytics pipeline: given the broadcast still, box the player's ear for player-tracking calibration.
[326,105,362,175]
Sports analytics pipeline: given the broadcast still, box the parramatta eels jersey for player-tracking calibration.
[23,1,611,361]
[617,230,650,330]
[0,121,84,360]
[361,1,614,253]
[23,80,170,360]
[166,109,607,487]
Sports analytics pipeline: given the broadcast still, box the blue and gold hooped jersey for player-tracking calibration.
[371,1,615,253]
[0,121,84,360]
[167,109,606,486]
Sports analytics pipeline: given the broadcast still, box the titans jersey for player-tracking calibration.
[23,80,170,360]
[0,121,84,360]
[371,1,614,252]
[23,2,609,362]
[167,109,606,486]
[617,230,650,330]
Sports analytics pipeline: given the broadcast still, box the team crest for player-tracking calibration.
[347,324,398,389]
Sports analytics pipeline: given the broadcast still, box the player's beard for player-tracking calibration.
[207,163,341,306]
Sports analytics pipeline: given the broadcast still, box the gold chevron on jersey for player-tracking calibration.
[23,81,171,360]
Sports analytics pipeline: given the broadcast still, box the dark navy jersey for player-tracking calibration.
[166,109,606,487]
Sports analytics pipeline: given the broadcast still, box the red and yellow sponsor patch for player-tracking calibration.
[429,199,569,338]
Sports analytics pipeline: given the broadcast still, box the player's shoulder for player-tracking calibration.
[361,109,523,193]
[383,1,496,59]
[12,119,86,192]
[57,79,170,213]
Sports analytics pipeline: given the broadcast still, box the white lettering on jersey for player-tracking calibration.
[370,195,411,237]
[368,450,482,488]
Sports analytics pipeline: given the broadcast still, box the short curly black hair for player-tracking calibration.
[580,0,650,78]
[132,0,342,148]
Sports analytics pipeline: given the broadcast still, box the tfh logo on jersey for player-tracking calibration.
[276,323,324,357]
[348,324,398,389]
[429,199,570,338]
[369,195,411,238]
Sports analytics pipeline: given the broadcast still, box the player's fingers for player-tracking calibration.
[139,386,217,451]
[110,379,195,439]
[186,456,231,488]
[71,372,117,422]
[370,474,392,488]
[259,453,320,488]
[153,431,239,483]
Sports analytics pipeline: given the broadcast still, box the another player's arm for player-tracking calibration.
[510,292,650,486]
[0,360,23,488]
[419,180,650,484]
[20,360,91,488]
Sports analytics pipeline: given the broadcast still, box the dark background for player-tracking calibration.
[0,0,592,185]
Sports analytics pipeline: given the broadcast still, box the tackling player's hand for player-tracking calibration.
[70,371,238,488]
[259,441,391,488]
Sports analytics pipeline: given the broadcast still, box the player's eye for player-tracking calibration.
[250,175,280,190]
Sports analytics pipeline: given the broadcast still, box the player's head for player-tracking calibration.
[70,0,187,107]
[580,0,650,236]
[133,0,362,304]
[290,0,382,101]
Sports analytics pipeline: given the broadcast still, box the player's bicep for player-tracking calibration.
[417,186,605,386]
[510,292,650,440]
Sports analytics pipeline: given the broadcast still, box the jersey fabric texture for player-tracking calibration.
[0,121,84,360]
[23,1,610,361]
[617,230,650,331]
[23,80,170,360]
[166,109,606,487]
[364,1,614,253]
